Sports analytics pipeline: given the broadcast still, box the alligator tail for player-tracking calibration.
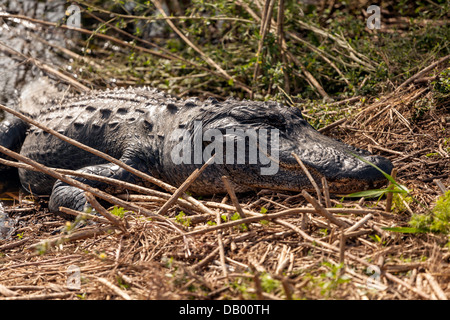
[1,76,59,165]
[0,77,60,192]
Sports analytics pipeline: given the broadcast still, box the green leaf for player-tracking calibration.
[344,188,405,198]
[382,227,427,233]
[231,212,241,220]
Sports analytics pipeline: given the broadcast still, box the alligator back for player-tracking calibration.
[18,87,178,195]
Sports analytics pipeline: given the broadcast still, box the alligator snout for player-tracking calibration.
[272,119,394,194]
[324,153,394,193]
[191,100,394,196]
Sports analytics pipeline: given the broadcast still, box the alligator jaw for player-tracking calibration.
[275,152,393,194]
[242,157,392,195]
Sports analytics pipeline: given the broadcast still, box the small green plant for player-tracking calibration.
[409,191,450,235]
[384,191,450,242]
[412,97,432,121]
[116,276,130,290]
[230,272,281,299]
[432,67,450,95]
[175,211,191,227]
[230,278,252,298]
[16,232,24,239]
[76,293,87,300]
[425,152,440,158]
[319,228,328,237]
[230,212,248,231]
[260,273,281,293]
[318,262,350,298]
[369,234,386,246]
[391,193,414,214]
[110,206,126,218]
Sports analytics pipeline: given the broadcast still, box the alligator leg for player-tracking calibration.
[0,116,29,192]
[48,162,139,214]
[0,116,28,171]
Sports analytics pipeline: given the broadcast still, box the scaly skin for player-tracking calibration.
[0,87,393,213]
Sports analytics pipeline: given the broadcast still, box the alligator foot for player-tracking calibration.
[48,162,137,215]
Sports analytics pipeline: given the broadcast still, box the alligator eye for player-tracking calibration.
[266,114,287,130]
[229,108,286,131]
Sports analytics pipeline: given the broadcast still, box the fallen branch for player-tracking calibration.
[395,54,450,92]
[0,158,199,214]
[96,277,132,300]
[119,194,394,218]
[321,177,332,208]
[0,41,89,92]
[221,176,247,219]
[28,226,114,251]
[302,190,349,228]
[156,156,214,216]
[292,153,323,204]
[170,209,303,240]
[85,192,128,232]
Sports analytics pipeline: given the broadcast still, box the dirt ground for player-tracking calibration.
[0,80,449,301]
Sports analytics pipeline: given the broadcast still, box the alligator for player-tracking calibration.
[0,85,393,213]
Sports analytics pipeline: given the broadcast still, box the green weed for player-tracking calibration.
[175,211,192,227]
[110,206,126,218]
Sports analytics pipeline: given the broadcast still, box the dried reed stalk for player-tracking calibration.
[302,190,349,228]
[292,153,323,204]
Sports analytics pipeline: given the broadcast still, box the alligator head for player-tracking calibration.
[164,98,393,195]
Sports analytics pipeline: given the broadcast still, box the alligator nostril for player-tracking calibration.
[366,155,394,177]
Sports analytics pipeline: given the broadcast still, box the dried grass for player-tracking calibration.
[0,70,449,301]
